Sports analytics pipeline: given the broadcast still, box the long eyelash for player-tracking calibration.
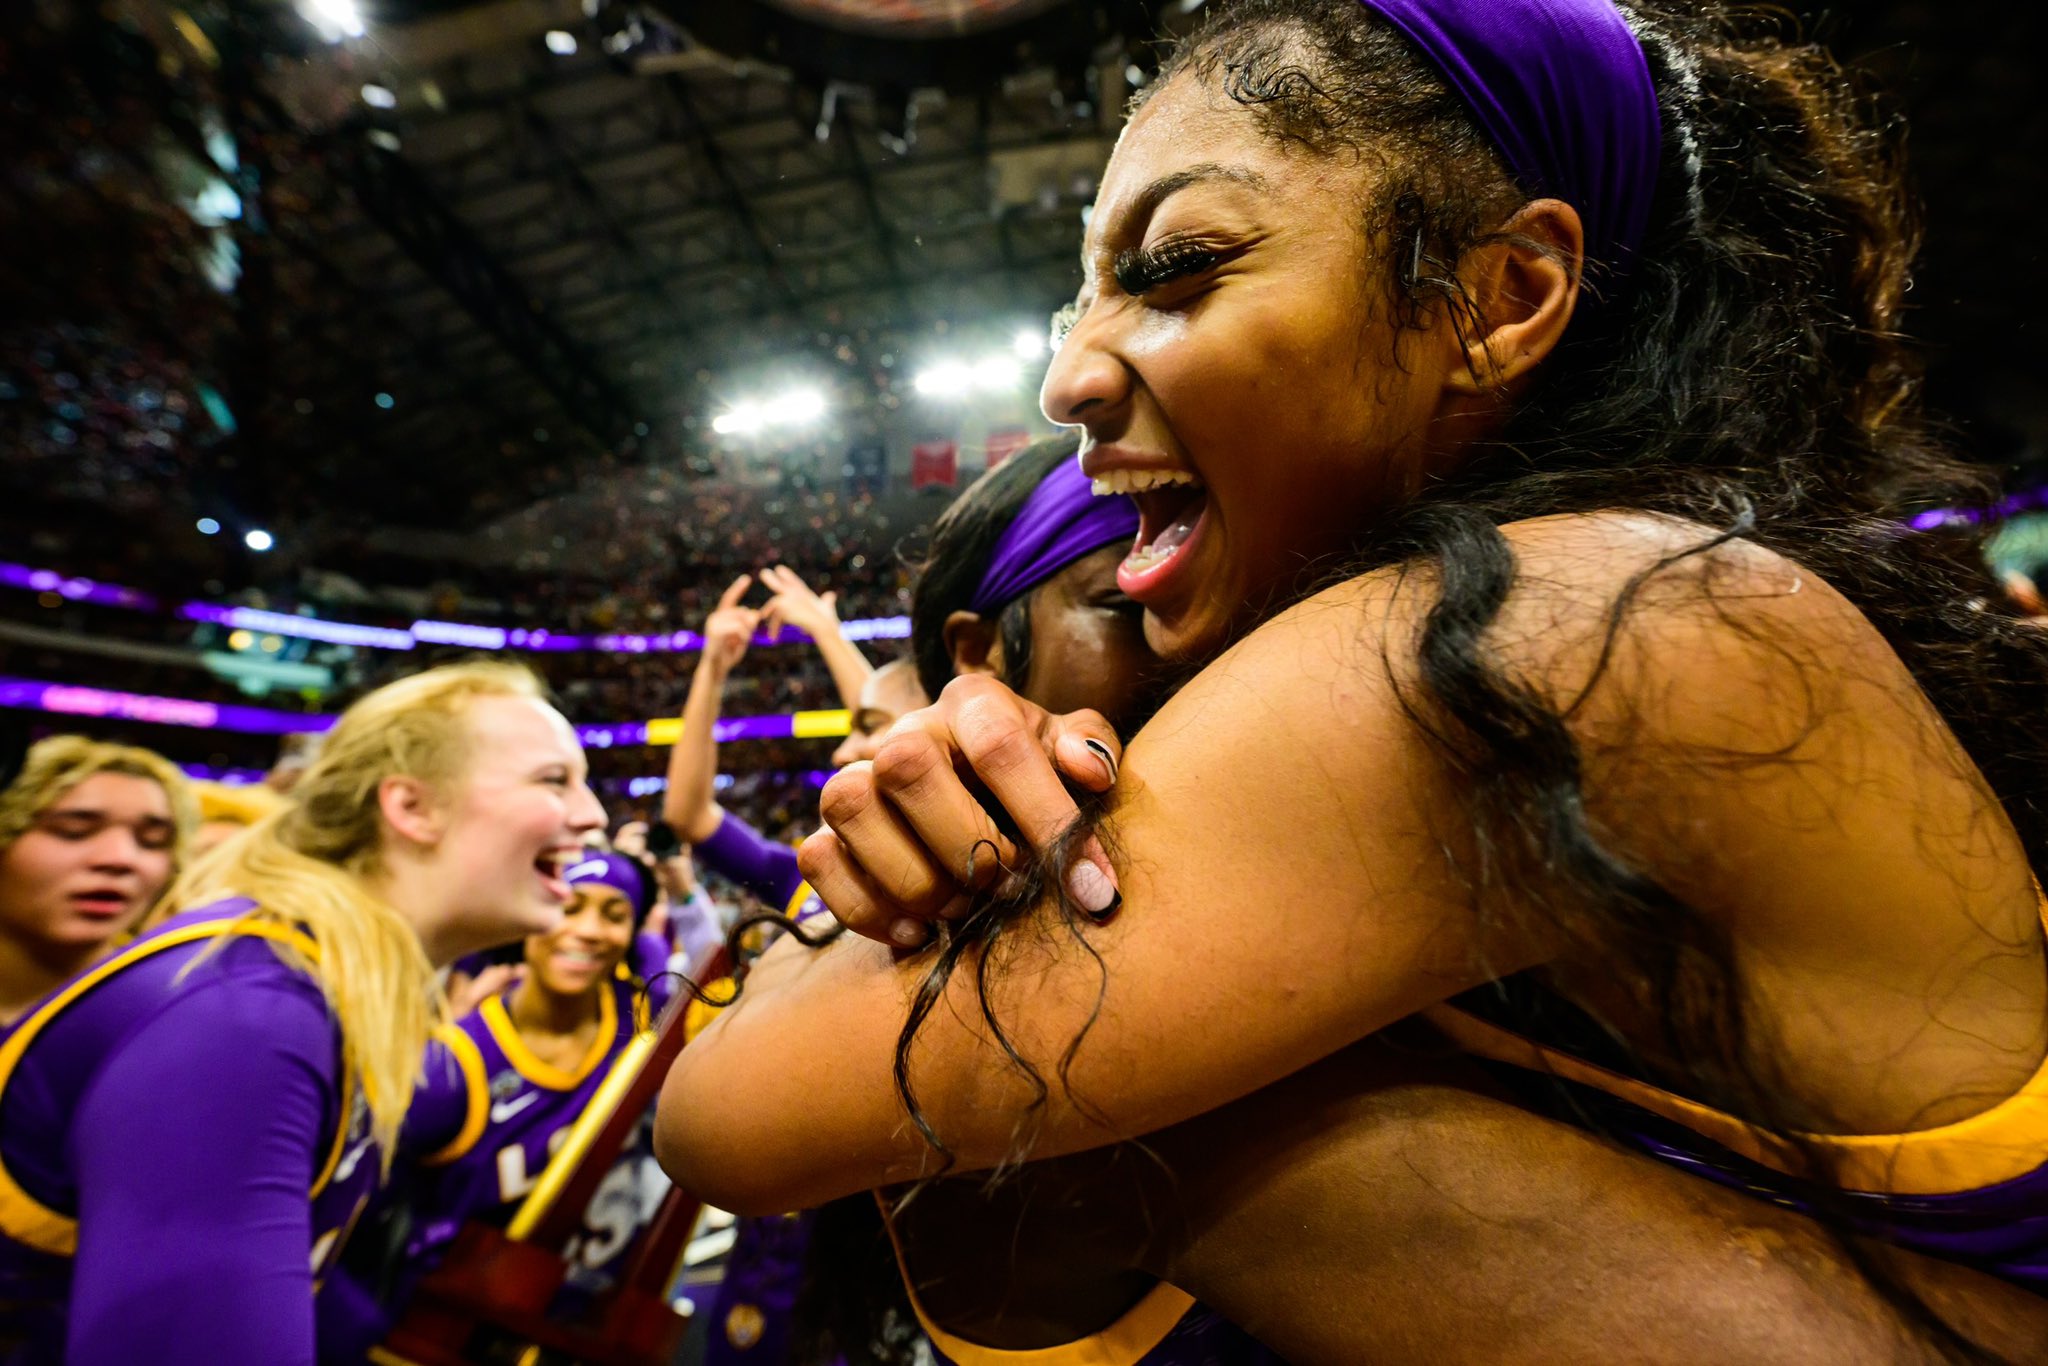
[1112,239,1220,295]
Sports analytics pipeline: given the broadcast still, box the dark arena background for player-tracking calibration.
[2,0,2046,1362]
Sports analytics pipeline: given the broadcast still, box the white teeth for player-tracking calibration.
[1089,467,1202,496]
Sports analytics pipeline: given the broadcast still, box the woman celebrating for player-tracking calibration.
[806,431,2043,1364]
[0,662,603,1364]
[661,0,2048,1357]
[398,848,673,1283]
[0,736,195,1026]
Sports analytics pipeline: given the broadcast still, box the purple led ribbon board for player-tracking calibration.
[0,676,332,735]
[4,559,909,655]
[0,674,828,745]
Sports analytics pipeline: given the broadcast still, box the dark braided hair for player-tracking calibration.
[878,2,2048,1359]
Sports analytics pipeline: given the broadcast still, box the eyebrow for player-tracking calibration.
[1082,163,1272,274]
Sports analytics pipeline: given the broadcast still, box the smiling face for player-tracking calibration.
[426,695,607,951]
[1016,545,1158,722]
[0,772,176,960]
[1042,71,1465,662]
[526,882,635,999]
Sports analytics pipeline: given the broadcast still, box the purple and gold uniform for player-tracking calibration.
[695,808,821,927]
[402,972,667,1288]
[0,899,379,1365]
[690,811,831,1365]
[394,847,673,1299]
[1427,935,2048,1293]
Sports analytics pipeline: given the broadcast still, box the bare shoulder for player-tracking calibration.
[1172,505,2031,955]
[1165,509,1865,737]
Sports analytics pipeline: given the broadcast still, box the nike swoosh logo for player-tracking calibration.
[491,1091,540,1123]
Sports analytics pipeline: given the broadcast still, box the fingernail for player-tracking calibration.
[1066,859,1117,917]
[1081,738,1118,785]
[889,918,929,948]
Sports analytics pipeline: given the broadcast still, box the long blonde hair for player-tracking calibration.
[0,736,199,889]
[168,661,546,1155]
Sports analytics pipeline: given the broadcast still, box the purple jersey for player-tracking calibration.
[702,1211,814,1366]
[400,974,665,1292]
[0,899,378,1365]
[696,810,820,922]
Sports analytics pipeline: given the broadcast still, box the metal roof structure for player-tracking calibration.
[192,0,1160,528]
[26,0,2037,540]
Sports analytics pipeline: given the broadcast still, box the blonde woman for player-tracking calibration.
[0,662,602,1364]
[0,736,196,1026]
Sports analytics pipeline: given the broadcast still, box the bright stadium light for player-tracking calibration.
[361,84,397,109]
[297,0,364,40]
[769,388,826,425]
[913,361,975,398]
[244,529,275,553]
[972,355,1021,389]
[712,387,827,437]
[916,354,1023,399]
[545,29,578,55]
[1013,327,1047,359]
[711,402,762,437]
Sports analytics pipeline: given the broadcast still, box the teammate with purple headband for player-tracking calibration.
[0,663,604,1365]
[343,849,677,1344]
[664,0,2048,1357]
[690,439,1150,1366]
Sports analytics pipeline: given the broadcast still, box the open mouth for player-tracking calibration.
[1092,467,1209,595]
[533,851,575,904]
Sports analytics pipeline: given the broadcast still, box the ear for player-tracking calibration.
[1439,198,1584,398]
[942,610,1005,679]
[377,775,445,849]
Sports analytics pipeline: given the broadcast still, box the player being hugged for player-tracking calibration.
[0,662,602,1365]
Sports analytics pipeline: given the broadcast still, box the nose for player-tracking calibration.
[1039,299,1131,428]
[831,732,872,770]
[85,825,143,873]
[567,781,605,835]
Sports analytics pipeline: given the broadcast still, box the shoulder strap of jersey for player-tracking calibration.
[0,916,325,1256]
[480,984,620,1091]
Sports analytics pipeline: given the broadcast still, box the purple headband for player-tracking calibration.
[968,456,1141,614]
[565,849,654,923]
[1359,0,1661,278]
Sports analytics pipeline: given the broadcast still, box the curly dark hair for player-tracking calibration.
[877,1,2048,1359]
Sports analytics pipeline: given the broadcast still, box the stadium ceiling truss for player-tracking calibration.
[81,0,2041,532]
[238,0,1144,520]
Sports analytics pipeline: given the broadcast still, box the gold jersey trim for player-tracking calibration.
[0,917,341,1257]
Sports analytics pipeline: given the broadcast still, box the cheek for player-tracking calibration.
[0,838,73,903]
[135,851,174,896]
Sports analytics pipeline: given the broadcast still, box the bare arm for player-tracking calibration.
[661,575,757,845]
[656,513,2039,1213]
[658,560,1535,1212]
